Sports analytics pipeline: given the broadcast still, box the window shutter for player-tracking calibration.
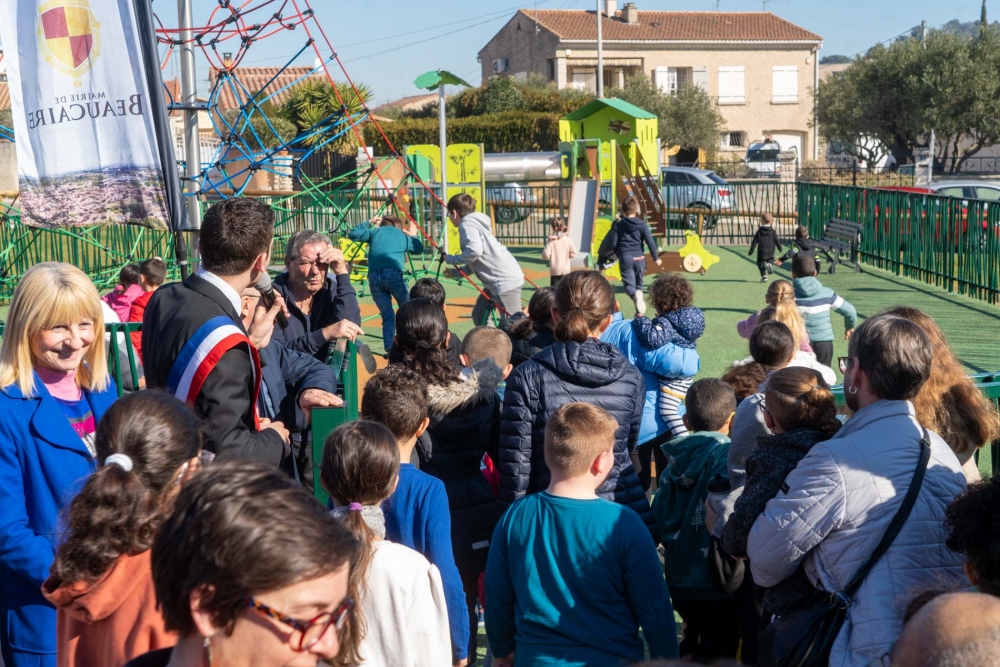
[772,66,798,103]
[718,66,745,104]
[654,66,670,93]
[692,66,708,92]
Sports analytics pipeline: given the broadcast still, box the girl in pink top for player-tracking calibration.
[101,264,143,321]
[541,218,578,287]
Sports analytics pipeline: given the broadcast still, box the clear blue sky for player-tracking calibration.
[48,0,1000,104]
[170,0,985,103]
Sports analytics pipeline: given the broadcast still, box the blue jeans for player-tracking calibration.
[369,267,410,351]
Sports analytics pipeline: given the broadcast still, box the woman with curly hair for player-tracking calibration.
[881,306,1000,481]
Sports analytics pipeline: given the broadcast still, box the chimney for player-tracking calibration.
[605,0,617,17]
[622,2,639,25]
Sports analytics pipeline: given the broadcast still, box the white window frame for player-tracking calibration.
[718,66,745,105]
[772,66,798,104]
[655,66,692,96]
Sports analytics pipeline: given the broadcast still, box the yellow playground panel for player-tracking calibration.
[404,143,486,254]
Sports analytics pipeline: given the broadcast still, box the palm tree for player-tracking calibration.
[279,79,374,153]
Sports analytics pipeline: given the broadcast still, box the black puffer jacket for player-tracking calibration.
[418,359,503,575]
[498,338,654,534]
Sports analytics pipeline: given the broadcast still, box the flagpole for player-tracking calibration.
[178,0,201,261]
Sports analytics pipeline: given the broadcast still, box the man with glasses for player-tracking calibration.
[272,230,363,362]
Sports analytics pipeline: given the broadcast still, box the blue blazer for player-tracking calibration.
[0,376,116,666]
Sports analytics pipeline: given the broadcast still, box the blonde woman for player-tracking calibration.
[737,279,812,353]
[0,262,116,667]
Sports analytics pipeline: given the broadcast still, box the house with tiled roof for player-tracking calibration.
[479,2,823,159]
[207,66,327,113]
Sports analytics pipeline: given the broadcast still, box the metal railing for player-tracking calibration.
[797,183,1000,304]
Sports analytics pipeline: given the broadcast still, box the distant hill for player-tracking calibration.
[820,54,851,64]
[941,18,1000,36]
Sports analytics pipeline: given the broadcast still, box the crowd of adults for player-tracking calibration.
[1,196,999,667]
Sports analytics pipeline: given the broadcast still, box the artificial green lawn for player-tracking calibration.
[359,245,1000,380]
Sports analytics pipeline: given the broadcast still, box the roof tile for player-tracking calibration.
[207,66,329,112]
[524,10,821,42]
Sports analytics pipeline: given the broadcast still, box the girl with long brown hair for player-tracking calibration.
[498,270,654,534]
[881,306,1000,481]
[321,421,451,667]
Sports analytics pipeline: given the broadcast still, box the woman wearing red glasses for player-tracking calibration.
[125,462,359,667]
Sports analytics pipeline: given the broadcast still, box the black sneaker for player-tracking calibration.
[767,262,774,275]
[760,275,768,282]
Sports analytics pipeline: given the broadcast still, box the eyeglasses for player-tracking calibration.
[244,596,354,652]
[838,356,855,374]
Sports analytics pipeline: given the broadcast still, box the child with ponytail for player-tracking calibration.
[720,366,842,617]
[321,421,451,667]
[499,270,654,535]
[42,392,203,667]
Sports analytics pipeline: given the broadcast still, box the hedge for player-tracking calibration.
[363,112,560,154]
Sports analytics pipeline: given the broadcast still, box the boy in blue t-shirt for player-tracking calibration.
[362,365,470,665]
[651,378,739,661]
[486,402,678,667]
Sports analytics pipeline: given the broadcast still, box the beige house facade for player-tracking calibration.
[478,4,823,160]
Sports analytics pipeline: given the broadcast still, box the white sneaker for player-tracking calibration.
[635,292,647,316]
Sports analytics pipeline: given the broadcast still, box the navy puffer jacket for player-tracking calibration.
[498,338,654,535]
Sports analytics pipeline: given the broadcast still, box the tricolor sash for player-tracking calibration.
[166,316,262,428]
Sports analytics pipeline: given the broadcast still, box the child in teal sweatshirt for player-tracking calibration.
[791,254,857,369]
[652,378,739,662]
[347,214,423,351]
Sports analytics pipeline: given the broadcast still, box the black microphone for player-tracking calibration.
[253,273,289,329]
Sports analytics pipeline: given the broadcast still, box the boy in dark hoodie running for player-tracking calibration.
[652,378,740,661]
[749,213,783,282]
[610,196,662,316]
[776,225,821,273]
[442,193,524,326]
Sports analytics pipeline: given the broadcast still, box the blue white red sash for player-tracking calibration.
[165,316,262,428]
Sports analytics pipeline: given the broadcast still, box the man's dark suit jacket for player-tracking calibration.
[142,274,285,466]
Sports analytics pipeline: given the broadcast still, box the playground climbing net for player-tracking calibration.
[0,0,530,314]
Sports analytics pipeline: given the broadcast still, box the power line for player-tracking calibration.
[236,1,549,67]
[849,25,921,58]
[343,4,555,65]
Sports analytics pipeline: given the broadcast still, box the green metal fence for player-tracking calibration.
[797,183,1000,304]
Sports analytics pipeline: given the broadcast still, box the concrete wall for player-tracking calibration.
[479,14,562,83]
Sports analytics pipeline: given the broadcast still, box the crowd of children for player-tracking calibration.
[11,194,1000,667]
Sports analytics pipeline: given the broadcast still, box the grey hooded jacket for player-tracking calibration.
[444,213,524,295]
[747,400,968,667]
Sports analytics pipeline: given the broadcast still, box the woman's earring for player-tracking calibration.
[204,636,213,666]
[848,385,858,395]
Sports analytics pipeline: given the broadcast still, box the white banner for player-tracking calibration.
[0,0,171,227]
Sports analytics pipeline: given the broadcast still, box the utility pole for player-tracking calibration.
[921,19,927,46]
[178,0,201,254]
[596,0,604,98]
[438,78,448,253]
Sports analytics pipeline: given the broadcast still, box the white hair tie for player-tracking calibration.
[105,453,134,472]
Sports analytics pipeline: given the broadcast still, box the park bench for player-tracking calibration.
[812,218,863,274]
